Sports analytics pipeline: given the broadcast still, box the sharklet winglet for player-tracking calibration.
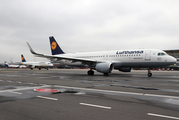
[26,42,37,54]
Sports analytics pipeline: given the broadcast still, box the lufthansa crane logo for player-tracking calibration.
[51,41,57,50]
[22,57,24,60]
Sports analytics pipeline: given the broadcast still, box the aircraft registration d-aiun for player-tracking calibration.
[27,36,176,77]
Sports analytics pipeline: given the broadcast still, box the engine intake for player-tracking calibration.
[95,62,113,73]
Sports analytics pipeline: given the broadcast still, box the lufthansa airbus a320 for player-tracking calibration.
[27,36,176,77]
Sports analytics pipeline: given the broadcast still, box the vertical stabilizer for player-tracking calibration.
[21,54,26,62]
[49,36,65,55]
[4,61,8,67]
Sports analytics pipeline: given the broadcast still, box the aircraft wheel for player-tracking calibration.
[88,70,94,75]
[148,73,152,77]
[31,68,33,70]
[91,71,94,75]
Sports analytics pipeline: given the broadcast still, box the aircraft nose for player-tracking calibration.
[170,56,177,64]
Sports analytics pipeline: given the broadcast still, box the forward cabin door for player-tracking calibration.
[145,50,151,61]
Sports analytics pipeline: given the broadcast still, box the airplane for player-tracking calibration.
[20,54,53,70]
[5,61,26,68]
[27,36,176,77]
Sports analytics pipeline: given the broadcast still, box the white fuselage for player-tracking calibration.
[21,61,53,68]
[53,49,176,68]
[5,62,27,68]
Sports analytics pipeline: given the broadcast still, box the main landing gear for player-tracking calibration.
[87,69,94,75]
[87,69,109,76]
[147,68,152,77]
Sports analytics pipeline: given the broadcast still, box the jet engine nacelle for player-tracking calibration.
[95,62,113,73]
[118,67,131,72]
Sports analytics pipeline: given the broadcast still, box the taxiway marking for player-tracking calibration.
[145,94,179,99]
[54,85,179,99]
[54,85,143,95]
[80,103,111,109]
[1,80,179,99]
[8,91,22,94]
[148,113,179,120]
[0,85,50,93]
[37,96,58,101]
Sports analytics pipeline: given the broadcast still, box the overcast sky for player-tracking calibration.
[0,0,179,63]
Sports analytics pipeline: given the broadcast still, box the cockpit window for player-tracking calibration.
[158,52,167,56]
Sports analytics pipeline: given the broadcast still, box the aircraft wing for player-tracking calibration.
[27,42,97,64]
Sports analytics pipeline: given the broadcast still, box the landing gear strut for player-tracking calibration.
[88,69,94,75]
[147,68,152,77]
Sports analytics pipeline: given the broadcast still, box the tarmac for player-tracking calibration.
[0,68,179,120]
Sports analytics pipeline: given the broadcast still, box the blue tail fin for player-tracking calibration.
[49,36,65,55]
[4,61,8,67]
[21,54,26,62]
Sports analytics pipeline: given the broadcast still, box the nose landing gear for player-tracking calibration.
[147,68,152,77]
